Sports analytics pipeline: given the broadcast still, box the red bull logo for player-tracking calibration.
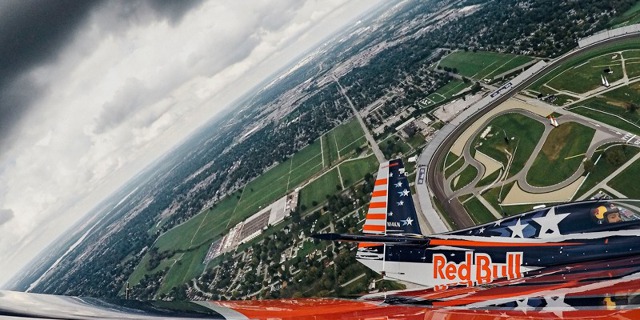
[433,252,523,290]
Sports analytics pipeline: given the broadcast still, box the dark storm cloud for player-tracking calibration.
[147,0,205,25]
[0,0,206,146]
[0,209,14,226]
[0,0,102,146]
[94,78,150,134]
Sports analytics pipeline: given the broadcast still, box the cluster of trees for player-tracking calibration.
[429,0,638,57]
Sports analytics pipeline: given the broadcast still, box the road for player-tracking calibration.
[419,34,640,233]
[446,108,623,199]
[334,76,387,164]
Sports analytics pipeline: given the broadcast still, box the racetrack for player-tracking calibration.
[420,34,640,232]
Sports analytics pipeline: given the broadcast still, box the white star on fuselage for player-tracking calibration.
[395,182,402,188]
[508,219,527,238]
[399,189,410,197]
[401,217,414,226]
[542,294,575,317]
[397,200,404,206]
[532,207,570,238]
[515,298,533,314]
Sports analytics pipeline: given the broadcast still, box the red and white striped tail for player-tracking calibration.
[362,161,390,234]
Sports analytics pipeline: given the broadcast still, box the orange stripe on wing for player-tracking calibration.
[374,178,388,186]
[363,225,386,232]
[429,239,582,247]
[358,242,383,248]
[366,213,386,220]
[369,202,386,208]
[371,190,387,197]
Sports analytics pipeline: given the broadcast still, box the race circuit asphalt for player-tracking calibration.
[423,34,640,231]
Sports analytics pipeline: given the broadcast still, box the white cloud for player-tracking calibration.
[0,0,382,286]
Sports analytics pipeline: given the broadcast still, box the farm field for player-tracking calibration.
[438,51,533,81]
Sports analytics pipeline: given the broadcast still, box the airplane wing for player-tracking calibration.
[3,256,640,320]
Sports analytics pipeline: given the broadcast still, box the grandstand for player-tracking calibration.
[203,191,299,262]
[239,209,271,243]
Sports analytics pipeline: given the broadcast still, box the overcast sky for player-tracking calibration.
[0,0,383,287]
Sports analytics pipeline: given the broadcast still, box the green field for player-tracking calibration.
[299,169,342,210]
[463,197,496,224]
[552,94,578,106]
[624,49,640,79]
[609,158,640,198]
[444,152,459,169]
[126,251,179,289]
[127,118,367,291]
[571,106,640,136]
[324,119,366,164]
[424,79,467,105]
[571,83,640,135]
[439,51,533,80]
[482,181,514,214]
[338,155,379,186]
[610,2,640,27]
[476,169,502,188]
[444,157,464,179]
[526,122,595,187]
[529,39,640,93]
[546,53,623,94]
[574,145,640,199]
[473,113,546,178]
[155,194,241,253]
[452,165,478,191]
[158,244,210,295]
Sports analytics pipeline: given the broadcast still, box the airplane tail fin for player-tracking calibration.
[363,158,422,235]
[313,159,428,283]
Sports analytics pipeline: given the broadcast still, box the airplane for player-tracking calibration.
[314,159,640,291]
[3,158,640,319]
[548,115,559,127]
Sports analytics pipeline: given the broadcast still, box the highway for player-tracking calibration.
[334,76,387,164]
[417,34,640,233]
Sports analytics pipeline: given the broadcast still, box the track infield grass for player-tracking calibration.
[439,51,534,80]
[472,113,546,179]
[526,122,595,187]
